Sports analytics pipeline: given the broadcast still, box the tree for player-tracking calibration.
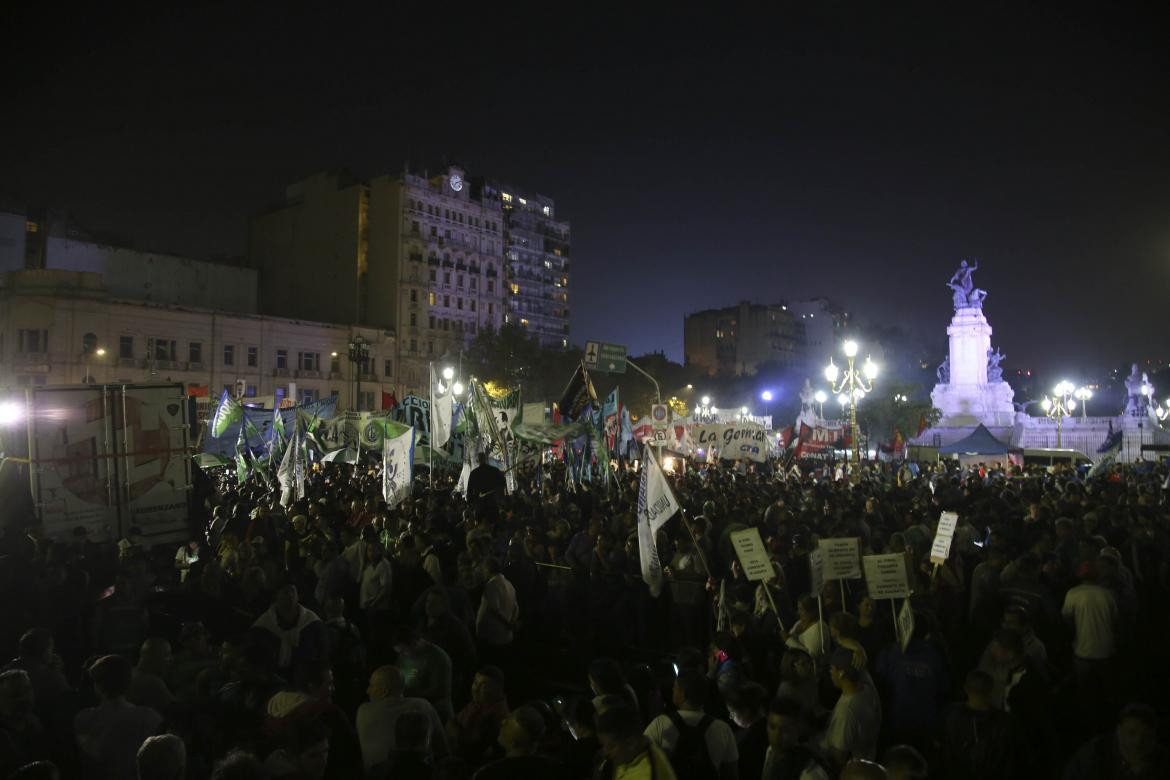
[856,382,940,445]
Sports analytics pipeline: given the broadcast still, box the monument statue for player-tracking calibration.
[936,357,950,384]
[1125,363,1153,416]
[928,259,1015,430]
[986,347,1005,383]
[797,378,817,428]
[946,258,988,310]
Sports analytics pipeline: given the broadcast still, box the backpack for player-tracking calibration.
[665,710,718,780]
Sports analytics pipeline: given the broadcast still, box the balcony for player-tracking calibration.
[273,368,290,377]
[328,371,344,380]
[188,362,204,371]
[295,369,322,379]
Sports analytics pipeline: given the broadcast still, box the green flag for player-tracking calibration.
[211,390,243,438]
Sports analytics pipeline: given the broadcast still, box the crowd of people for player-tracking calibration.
[1,448,1169,779]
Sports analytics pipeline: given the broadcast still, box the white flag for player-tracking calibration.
[277,414,305,507]
[637,445,680,597]
[430,365,453,449]
[382,426,415,507]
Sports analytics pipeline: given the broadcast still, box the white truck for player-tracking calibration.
[4,383,193,544]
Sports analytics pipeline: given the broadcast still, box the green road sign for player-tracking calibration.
[584,341,627,374]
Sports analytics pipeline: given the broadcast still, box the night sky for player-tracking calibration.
[4,4,1168,381]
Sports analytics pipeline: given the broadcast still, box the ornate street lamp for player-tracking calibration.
[1041,380,1076,448]
[825,339,877,466]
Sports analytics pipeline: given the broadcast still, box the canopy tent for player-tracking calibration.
[939,424,1022,466]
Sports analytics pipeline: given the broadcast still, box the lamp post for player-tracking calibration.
[1074,386,1092,420]
[694,396,716,422]
[814,390,827,421]
[83,347,106,384]
[760,390,773,427]
[1041,380,1076,448]
[825,340,878,467]
[348,336,370,411]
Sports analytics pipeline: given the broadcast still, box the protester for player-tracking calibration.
[1,434,1167,780]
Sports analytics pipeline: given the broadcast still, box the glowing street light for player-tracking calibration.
[760,390,773,402]
[695,396,716,422]
[1042,380,1076,448]
[1074,386,1092,420]
[442,366,455,381]
[825,341,878,466]
[814,390,827,420]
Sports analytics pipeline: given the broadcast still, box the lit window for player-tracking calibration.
[520,318,529,327]
[542,205,551,216]
[25,221,38,233]
[510,283,520,295]
[501,192,512,203]
[428,292,436,305]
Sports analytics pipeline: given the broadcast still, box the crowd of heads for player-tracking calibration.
[0,451,1167,778]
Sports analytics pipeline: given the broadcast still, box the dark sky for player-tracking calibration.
[4,4,1168,381]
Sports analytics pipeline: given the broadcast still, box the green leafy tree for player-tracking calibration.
[856,382,941,444]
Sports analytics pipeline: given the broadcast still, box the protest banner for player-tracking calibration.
[897,598,915,652]
[929,511,959,564]
[693,423,768,462]
[818,538,862,580]
[730,527,773,582]
[808,548,825,594]
[863,553,912,600]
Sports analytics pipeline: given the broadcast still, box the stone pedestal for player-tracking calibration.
[931,307,1015,427]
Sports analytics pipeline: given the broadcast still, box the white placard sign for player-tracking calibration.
[897,598,915,652]
[808,548,825,594]
[929,511,959,564]
[818,537,862,580]
[730,527,774,582]
[863,553,911,600]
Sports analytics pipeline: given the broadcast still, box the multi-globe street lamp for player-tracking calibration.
[814,390,827,420]
[694,395,717,422]
[1041,380,1078,448]
[1074,386,1092,420]
[825,339,878,466]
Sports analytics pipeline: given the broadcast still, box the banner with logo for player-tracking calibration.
[794,422,852,459]
[382,426,415,508]
[693,423,769,462]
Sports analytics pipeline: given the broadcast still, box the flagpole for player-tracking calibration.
[428,362,434,495]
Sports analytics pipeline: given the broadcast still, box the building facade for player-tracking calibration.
[249,166,507,397]
[0,269,396,416]
[786,297,849,368]
[684,301,803,376]
[477,181,571,349]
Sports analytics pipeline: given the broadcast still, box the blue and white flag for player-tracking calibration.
[430,364,454,448]
[382,426,415,508]
[637,444,680,597]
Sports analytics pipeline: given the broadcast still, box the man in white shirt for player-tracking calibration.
[360,541,394,615]
[476,558,518,653]
[1061,561,1119,662]
[820,647,881,771]
[356,665,448,771]
[643,668,739,780]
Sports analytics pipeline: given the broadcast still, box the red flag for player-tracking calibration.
[382,392,398,410]
[893,429,905,454]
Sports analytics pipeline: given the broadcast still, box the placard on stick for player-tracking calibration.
[929,511,959,564]
[817,538,862,580]
[808,548,825,594]
[862,553,911,600]
[897,599,915,652]
[730,527,774,582]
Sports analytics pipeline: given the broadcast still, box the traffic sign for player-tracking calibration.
[583,341,627,373]
[651,428,668,443]
[650,403,669,430]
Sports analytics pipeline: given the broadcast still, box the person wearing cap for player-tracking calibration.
[819,646,881,770]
